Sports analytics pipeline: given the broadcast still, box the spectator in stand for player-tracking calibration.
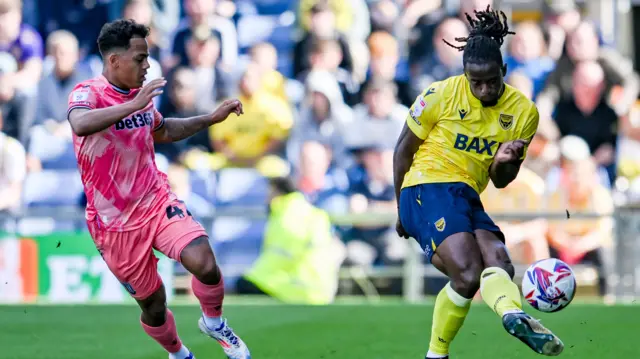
[408,0,489,78]
[505,21,555,100]
[33,31,91,136]
[546,135,614,295]
[481,167,549,264]
[298,0,353,37]
[28,31,91,170]
[185,63,293,177]
[156,67,211,164]
[0,107,26,214]
[294,1,353,78]
[0,0,43,93]
[347,0,371,43]
[618,101,640,200]
[361,31,412,107]
[412,17,467,92]
[296,141,349,214]
[541,0,582,60]
[348,79,406,149]
[169,27,233,115]
[238,176,345,305]
[369,0,401,35]
[553,61,619,184]
[298,37,359,106]
[507,71,560,179]
[112,0,180,51]
[537,20,640,136]
[288,69,353,170]
[30,0,111,58]
[0,53,31,143]
[249,42,288,103]
[344,141,407,266]
[168,0,237,70]
[506,71,534,100]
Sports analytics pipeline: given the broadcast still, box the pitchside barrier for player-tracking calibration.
[0,208,637,304]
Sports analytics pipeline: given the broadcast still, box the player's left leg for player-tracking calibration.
[154,200,250,359]
[474,228,564,356]
[87,219,194,359]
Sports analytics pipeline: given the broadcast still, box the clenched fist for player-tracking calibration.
[494,139,528,164]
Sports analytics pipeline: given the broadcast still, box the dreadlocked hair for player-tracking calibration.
[443,5,515,66]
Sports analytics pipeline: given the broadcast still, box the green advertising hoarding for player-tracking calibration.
[0,232,174,303]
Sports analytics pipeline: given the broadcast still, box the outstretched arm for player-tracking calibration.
[153,99,243,143]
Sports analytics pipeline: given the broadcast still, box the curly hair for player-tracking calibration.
[97,19,150,57]
[443,5,515,66]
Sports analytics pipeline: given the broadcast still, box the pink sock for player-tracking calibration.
[140,309,183,353]
[192,274,225,318]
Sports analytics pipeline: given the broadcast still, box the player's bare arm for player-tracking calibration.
[153,99,244,143]
[393,123,423,238]
[68,78,166,137]
[489,139,527,188]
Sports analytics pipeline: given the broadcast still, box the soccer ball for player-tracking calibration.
[521,258,577,313]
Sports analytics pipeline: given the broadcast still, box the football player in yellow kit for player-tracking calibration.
[394,7,564,358]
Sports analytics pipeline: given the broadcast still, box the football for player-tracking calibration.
[522,258,577,313]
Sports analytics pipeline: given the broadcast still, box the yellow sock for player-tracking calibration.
[480,267,523,317]
[428,282,471,356]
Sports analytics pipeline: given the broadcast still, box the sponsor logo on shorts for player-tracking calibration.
[424,242,432,257]
[435,217,446,232]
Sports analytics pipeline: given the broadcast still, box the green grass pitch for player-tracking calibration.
[1,298,635,358]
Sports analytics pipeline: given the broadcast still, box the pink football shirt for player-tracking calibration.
[67,75,175,231]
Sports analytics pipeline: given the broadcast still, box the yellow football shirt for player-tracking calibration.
[210,92,293,159]
[402,75,539,194]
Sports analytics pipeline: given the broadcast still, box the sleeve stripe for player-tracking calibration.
[153,116,166,132]
[67,106,93,119]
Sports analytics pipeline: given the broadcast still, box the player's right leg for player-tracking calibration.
[87,220,194,359]
[399,184,484,359]
[152,199,250,359]
[137,285,195,359]
[474,229,563,356]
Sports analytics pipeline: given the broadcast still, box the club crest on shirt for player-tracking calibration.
[434,217,446,232]
[498,113,514,130]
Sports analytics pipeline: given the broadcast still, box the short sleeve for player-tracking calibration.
[152,109,165,132]
[406,87,441,140]
[520,105,540,160]
[67,83,98,119]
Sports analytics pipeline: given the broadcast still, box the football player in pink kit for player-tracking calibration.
[66,19,251,359]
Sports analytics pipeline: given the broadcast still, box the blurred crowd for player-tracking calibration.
[0,0,639,293]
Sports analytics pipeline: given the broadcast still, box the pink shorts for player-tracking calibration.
[87,199,207,300]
